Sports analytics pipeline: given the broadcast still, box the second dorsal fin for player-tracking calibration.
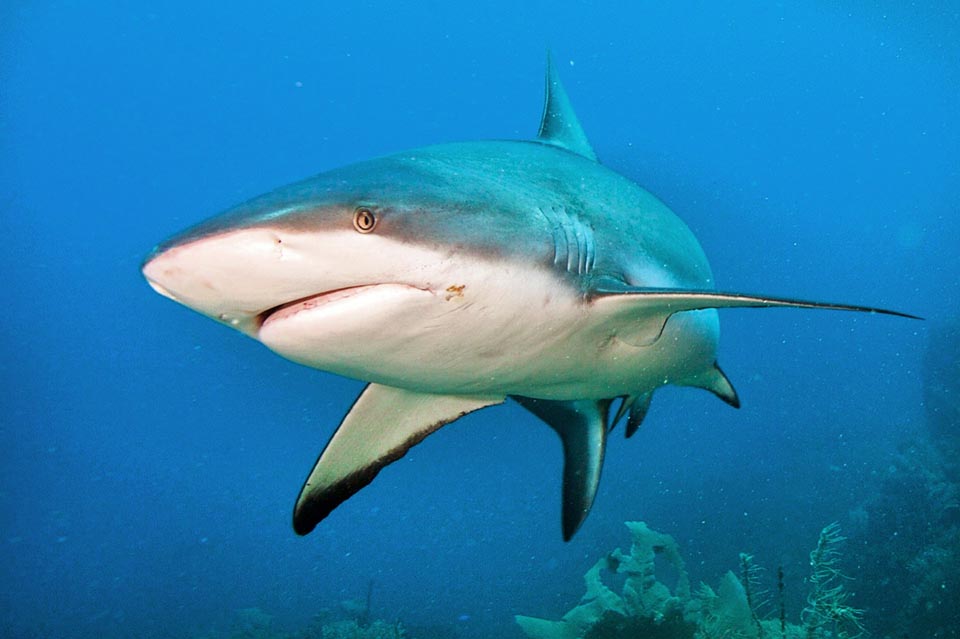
[537,53,598,161]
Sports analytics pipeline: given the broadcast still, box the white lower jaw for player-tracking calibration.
[258,283,441,379]
[260,285,414,330]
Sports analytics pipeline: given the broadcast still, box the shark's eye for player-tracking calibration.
[353,208,377,233]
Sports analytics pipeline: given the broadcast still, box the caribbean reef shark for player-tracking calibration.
[143,57,915,540]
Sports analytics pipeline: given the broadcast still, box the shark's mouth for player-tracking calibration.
[258,286,384,329]
[257,283,435,333]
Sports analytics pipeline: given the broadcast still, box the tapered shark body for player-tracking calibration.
[143,58,914,540]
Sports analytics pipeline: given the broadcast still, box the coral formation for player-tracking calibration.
[516,521,695,639]
[194,606,406,639]
[738,553,768,638]
[923,321,960,462]
[312,620,405,639]
[516,521,863,639]
[850,320,960,637]
[800,523,864,638]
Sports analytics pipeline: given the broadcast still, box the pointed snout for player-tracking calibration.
[141,228,302,336]
[142,221,371,340]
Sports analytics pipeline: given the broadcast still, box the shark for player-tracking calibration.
[142,57,916,541]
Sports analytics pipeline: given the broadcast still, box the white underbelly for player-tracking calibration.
[257,268,720,400]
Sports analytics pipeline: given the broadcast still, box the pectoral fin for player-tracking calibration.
[293,384,503,535]
[590,283,920,347]
[514,396,612,541]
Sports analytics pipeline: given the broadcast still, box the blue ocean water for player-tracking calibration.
[1,2,957,638]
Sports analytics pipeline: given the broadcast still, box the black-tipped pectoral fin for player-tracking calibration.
[514,397,611,541]
[293,384,503,536]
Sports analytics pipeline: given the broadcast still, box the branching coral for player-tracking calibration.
[801,524,865,639]
[739,553,768,638]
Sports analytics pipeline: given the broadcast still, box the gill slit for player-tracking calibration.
[539,205,596,276]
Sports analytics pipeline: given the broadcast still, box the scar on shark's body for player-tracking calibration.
[445,285,465,301]
[143,54,919,541]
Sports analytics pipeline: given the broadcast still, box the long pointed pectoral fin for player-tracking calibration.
[293,384,503,536]
[514,397,612,541]
[590,284,920,347]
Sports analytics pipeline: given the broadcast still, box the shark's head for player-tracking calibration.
[143,156,448,334]
[142,147,563,385]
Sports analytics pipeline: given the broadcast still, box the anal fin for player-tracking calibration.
[293,384,503,535]
[513,396,611,541]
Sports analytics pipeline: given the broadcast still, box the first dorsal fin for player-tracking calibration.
[537,52,598,161]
